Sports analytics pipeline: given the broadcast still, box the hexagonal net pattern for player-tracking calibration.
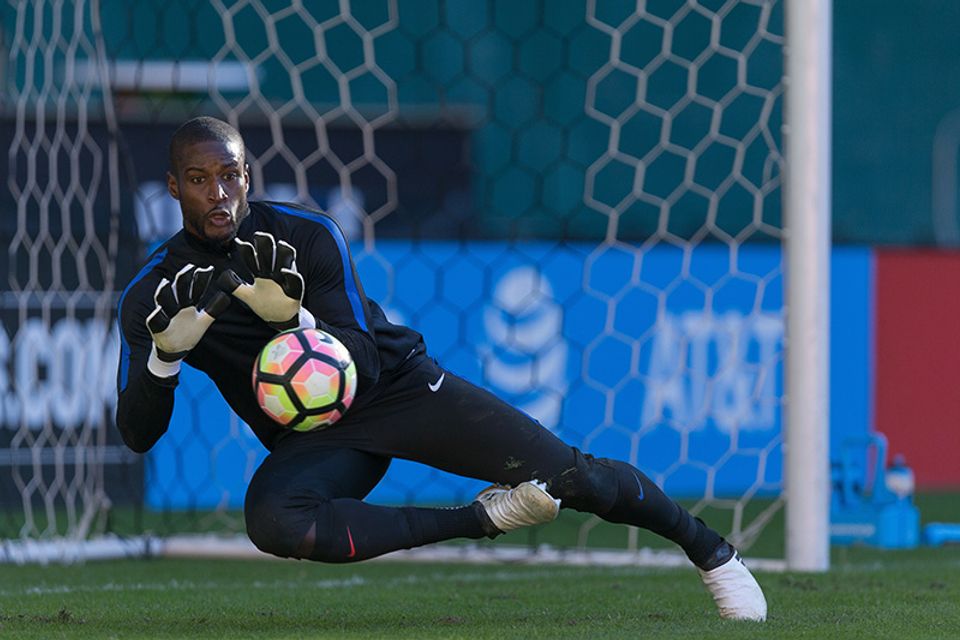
[577,0,786,555]
[0,0,793,561]
[0,0,123,544]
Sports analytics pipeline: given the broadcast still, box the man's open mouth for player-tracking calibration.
[208,209,232,226]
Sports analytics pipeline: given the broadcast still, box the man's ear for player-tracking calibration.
[243,163,251,193]
[167,171,180,200]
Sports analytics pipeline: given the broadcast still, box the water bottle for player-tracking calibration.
[885,454,915,501]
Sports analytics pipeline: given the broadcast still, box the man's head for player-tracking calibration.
[167,116,250,247]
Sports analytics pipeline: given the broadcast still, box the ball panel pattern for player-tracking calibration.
[256,382,299,425]
[291,358,342,410]
[258,332,305,376]
[252,328,358,431]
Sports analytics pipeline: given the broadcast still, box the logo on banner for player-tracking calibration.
[481,266,568,429]
[0,319,119,430]
[642,311,782,433]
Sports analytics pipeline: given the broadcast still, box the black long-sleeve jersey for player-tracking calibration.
[116,201,424,453]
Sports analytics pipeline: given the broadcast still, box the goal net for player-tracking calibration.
[0,0,797,565]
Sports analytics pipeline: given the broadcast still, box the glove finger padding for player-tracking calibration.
[191,265,216,307]
[279,267,304,302]
[145,303,171,336]
[216,268,244,295]
[216,268,259,309]
[201,290,231,318]
[234,237,259,276]
[173,264,195,308]
[252,231,277,273]
[153,278,180,319]
[275,240,297,274]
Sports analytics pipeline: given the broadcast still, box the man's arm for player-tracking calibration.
[297,219,380,393]
[116,264,229,453]
[115,355,177,453]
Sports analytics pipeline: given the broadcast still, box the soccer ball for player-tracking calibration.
[252,328,357,431]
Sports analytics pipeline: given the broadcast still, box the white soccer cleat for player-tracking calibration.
[475,480,561,533]
[698,551,768,621]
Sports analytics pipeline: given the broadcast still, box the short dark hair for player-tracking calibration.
[168,116,245,173]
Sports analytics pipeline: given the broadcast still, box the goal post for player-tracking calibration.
[0,0,831,570]
[784,0,832,572]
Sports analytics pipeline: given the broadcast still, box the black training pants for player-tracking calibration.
[243,355,717,564]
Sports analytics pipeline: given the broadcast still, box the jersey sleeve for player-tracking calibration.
[115,274,176,453]
[296,214,381,394]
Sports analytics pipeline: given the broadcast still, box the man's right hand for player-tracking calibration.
[146,263,230,373]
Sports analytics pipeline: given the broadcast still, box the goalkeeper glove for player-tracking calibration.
[218,231,313,331]
[146,263,230,377]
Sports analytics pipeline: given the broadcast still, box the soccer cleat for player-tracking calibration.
[697,548,768,621]
[474,480,561,533]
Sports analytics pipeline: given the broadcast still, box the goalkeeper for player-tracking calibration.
[116,116,767,621]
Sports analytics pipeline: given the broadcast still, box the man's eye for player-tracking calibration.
[190,177,204,184]
[224,172,238,181]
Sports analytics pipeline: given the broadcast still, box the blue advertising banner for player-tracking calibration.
[145,243,872,509]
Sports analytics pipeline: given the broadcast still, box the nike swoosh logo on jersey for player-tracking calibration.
[428,372,445,392]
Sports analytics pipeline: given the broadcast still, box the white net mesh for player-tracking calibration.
[1,0,121,541]
[579,0,784,550]
[0,0,787,560]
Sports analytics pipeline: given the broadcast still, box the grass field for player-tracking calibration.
[1,495,959,639]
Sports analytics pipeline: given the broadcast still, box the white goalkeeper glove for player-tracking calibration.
[146,263,230,377]
[218,231,314,331]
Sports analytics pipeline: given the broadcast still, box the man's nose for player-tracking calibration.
[209,180,227,201]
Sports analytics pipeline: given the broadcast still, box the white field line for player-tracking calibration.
[160,534,789,572]
[0,534,792,571]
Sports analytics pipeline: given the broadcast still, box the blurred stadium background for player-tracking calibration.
[0,0,957,568]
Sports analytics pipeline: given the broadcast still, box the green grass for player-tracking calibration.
[0,493,958,638]
[1,549,959,639]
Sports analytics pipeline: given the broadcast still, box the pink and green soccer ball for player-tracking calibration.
[252,328,357,431]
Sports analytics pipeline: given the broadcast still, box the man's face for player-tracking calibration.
[168,138,250,246]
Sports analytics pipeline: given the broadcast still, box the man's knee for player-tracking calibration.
[545,449,621,513]
[244,473,333,560]
[244,485,299,558]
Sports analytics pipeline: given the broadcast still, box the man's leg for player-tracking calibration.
[345,357,765,620]
[244,444,495,562]
[351,358,724,569]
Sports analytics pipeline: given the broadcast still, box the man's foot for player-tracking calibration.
[474,480,561,533]
[697,543,767,621]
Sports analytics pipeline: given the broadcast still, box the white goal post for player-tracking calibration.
[784,0,832,572]
[0,0,831,571]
